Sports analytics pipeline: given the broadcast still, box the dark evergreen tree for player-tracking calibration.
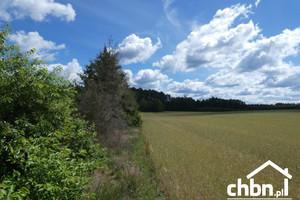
[77,45,142,143]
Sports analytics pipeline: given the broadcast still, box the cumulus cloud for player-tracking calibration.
[124,69,171,91]
[154,3,300,103]
[167,79,210,97]
[0,0,76,22]
[261,65,300,89]
[123,69,134,85]
[47,59,83,82]
[236,28,300,72]
[166,59,300,104]
[166,62,300,103]
[9,31,65,61]
[118,34,162,65]
[153,4,258,72]
[167,76,300,104]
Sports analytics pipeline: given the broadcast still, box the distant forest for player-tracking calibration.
[132,88,300,112]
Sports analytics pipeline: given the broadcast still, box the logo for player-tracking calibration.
[227,160,292,199]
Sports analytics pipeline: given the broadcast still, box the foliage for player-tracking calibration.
[0,24,108,199]
[133,87,300,112]
[120,89,143,127]
[77,45,142,140]
[132,87,247,111]
[132,88,168,105]
[94,130,169,200]
[139,99,165,112]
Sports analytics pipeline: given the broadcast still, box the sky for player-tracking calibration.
[2,0,300,104]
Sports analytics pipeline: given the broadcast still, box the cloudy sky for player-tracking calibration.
[2,0,300,104]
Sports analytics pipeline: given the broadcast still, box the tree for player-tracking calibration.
[0,25,107,199]
[77,44,142,144]
[152,99,165,112]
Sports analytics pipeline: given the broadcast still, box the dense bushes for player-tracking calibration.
[0,25,107,199]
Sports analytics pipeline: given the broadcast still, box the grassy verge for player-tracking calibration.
[91,129,169,200]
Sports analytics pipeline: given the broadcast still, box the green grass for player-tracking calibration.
[93,130,169,200]
[141,111,300,199]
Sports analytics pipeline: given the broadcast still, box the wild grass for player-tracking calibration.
[141,110,300,199]
[91,129,169,200]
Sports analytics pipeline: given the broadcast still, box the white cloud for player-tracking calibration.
[9,31,65,61]
[167,75,300,104]
[153,4,258,72]
[166,58,300,104]
[167,79,210,97]
[163,0,180,27]
[236,27,300,72]
[123,69,134,85]
[0,0,76,22]
[153,3,300,103]
[124,69,171,91]
[255,0,261,7]
[261,64,300,89]
[166,61,300,104]
[48,59,83,82]
[0,1,11,21]
[118,34,162,65]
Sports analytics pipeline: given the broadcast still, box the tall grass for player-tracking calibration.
[92,130,169,200]
[142,111,300,199]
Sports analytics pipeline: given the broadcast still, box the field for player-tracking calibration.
[141,111,300,199]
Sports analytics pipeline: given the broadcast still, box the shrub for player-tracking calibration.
[0,25,108,199]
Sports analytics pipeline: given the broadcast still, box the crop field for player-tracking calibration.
[141,111,300,200]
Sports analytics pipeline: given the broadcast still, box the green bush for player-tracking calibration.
[0,25,108,199]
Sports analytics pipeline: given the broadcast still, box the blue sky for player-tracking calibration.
[2,0,300,104]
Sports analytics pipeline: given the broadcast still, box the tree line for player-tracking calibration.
[132,88,300,112]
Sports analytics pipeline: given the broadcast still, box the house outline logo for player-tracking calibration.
[247,160,292,179]
[227,160,292,199]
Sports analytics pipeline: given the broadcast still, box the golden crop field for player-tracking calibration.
[141,111,300,200]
